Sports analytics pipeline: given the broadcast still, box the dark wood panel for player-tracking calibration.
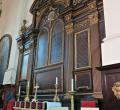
[98,63,120,110]
[35,64,63,93]
[74,69,92,92]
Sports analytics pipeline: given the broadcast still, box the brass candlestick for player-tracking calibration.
[69,91,76,110]
[53,84,60,102]
[32,83,39,102]
[24,82,30,102]
[17,93,20,102]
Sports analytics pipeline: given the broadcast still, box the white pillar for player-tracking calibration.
[102,0,120,65]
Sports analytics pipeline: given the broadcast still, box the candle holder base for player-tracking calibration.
[32,96,38,102]
[53,84,60,102]
[17,94,20,102]
[53,95,60,102]
[68,91,76,110]
[24,96,29,102]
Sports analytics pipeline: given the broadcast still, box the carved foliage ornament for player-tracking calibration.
[88,12,98,25]
[112,81,120,99]
[65,23,73,34]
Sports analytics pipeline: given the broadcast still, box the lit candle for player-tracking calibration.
[71,78,74,91]
[75,75,77,82]
[56,77,58,85]
[18,85,21,94]
[75,75,77,88]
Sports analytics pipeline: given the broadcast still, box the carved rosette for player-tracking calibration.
[65,23,73,34]
[112,81,120,99]
[88,12,98,25]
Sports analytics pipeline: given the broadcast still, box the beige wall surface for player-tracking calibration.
[0,0,33,85]
[102,0,120,65]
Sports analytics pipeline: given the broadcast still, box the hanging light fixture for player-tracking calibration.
[0,0,2,16]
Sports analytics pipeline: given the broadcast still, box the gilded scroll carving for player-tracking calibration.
[112,81,120,99]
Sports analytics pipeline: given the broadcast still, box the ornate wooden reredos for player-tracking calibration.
[16,0,105,100]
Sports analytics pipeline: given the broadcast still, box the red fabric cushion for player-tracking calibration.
[81,101,96,107]
[6,100,14,110]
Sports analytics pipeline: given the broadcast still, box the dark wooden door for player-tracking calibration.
[100,64,120,110]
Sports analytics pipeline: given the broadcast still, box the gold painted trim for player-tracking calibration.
[74,28,91,69]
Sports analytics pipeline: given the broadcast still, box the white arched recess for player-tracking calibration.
[0,0,33,85]
[102,0,120,65]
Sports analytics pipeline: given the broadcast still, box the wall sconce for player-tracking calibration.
[112,81,120,99]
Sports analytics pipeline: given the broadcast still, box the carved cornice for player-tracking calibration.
[88,12,98,25]
[30,0,69,13]
[65,23,73,34]
[74,19,89,30]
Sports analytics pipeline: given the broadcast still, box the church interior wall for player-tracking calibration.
[0,0,33,85]
[102,0,120,65]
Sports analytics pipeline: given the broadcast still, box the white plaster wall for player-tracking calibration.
[0,0,33,84]
[102,0,120,65]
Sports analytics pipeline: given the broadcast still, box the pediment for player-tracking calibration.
[30,0,51,13]
[30,0,69,13]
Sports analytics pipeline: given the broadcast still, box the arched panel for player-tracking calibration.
[0,35,12,84]
[37,29,49,68]
[50,19,64,64]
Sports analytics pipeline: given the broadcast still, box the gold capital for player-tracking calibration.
[88,12,98,25]
[64,13,72,23]
[88,1,96,10]
[65,23,73,34]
